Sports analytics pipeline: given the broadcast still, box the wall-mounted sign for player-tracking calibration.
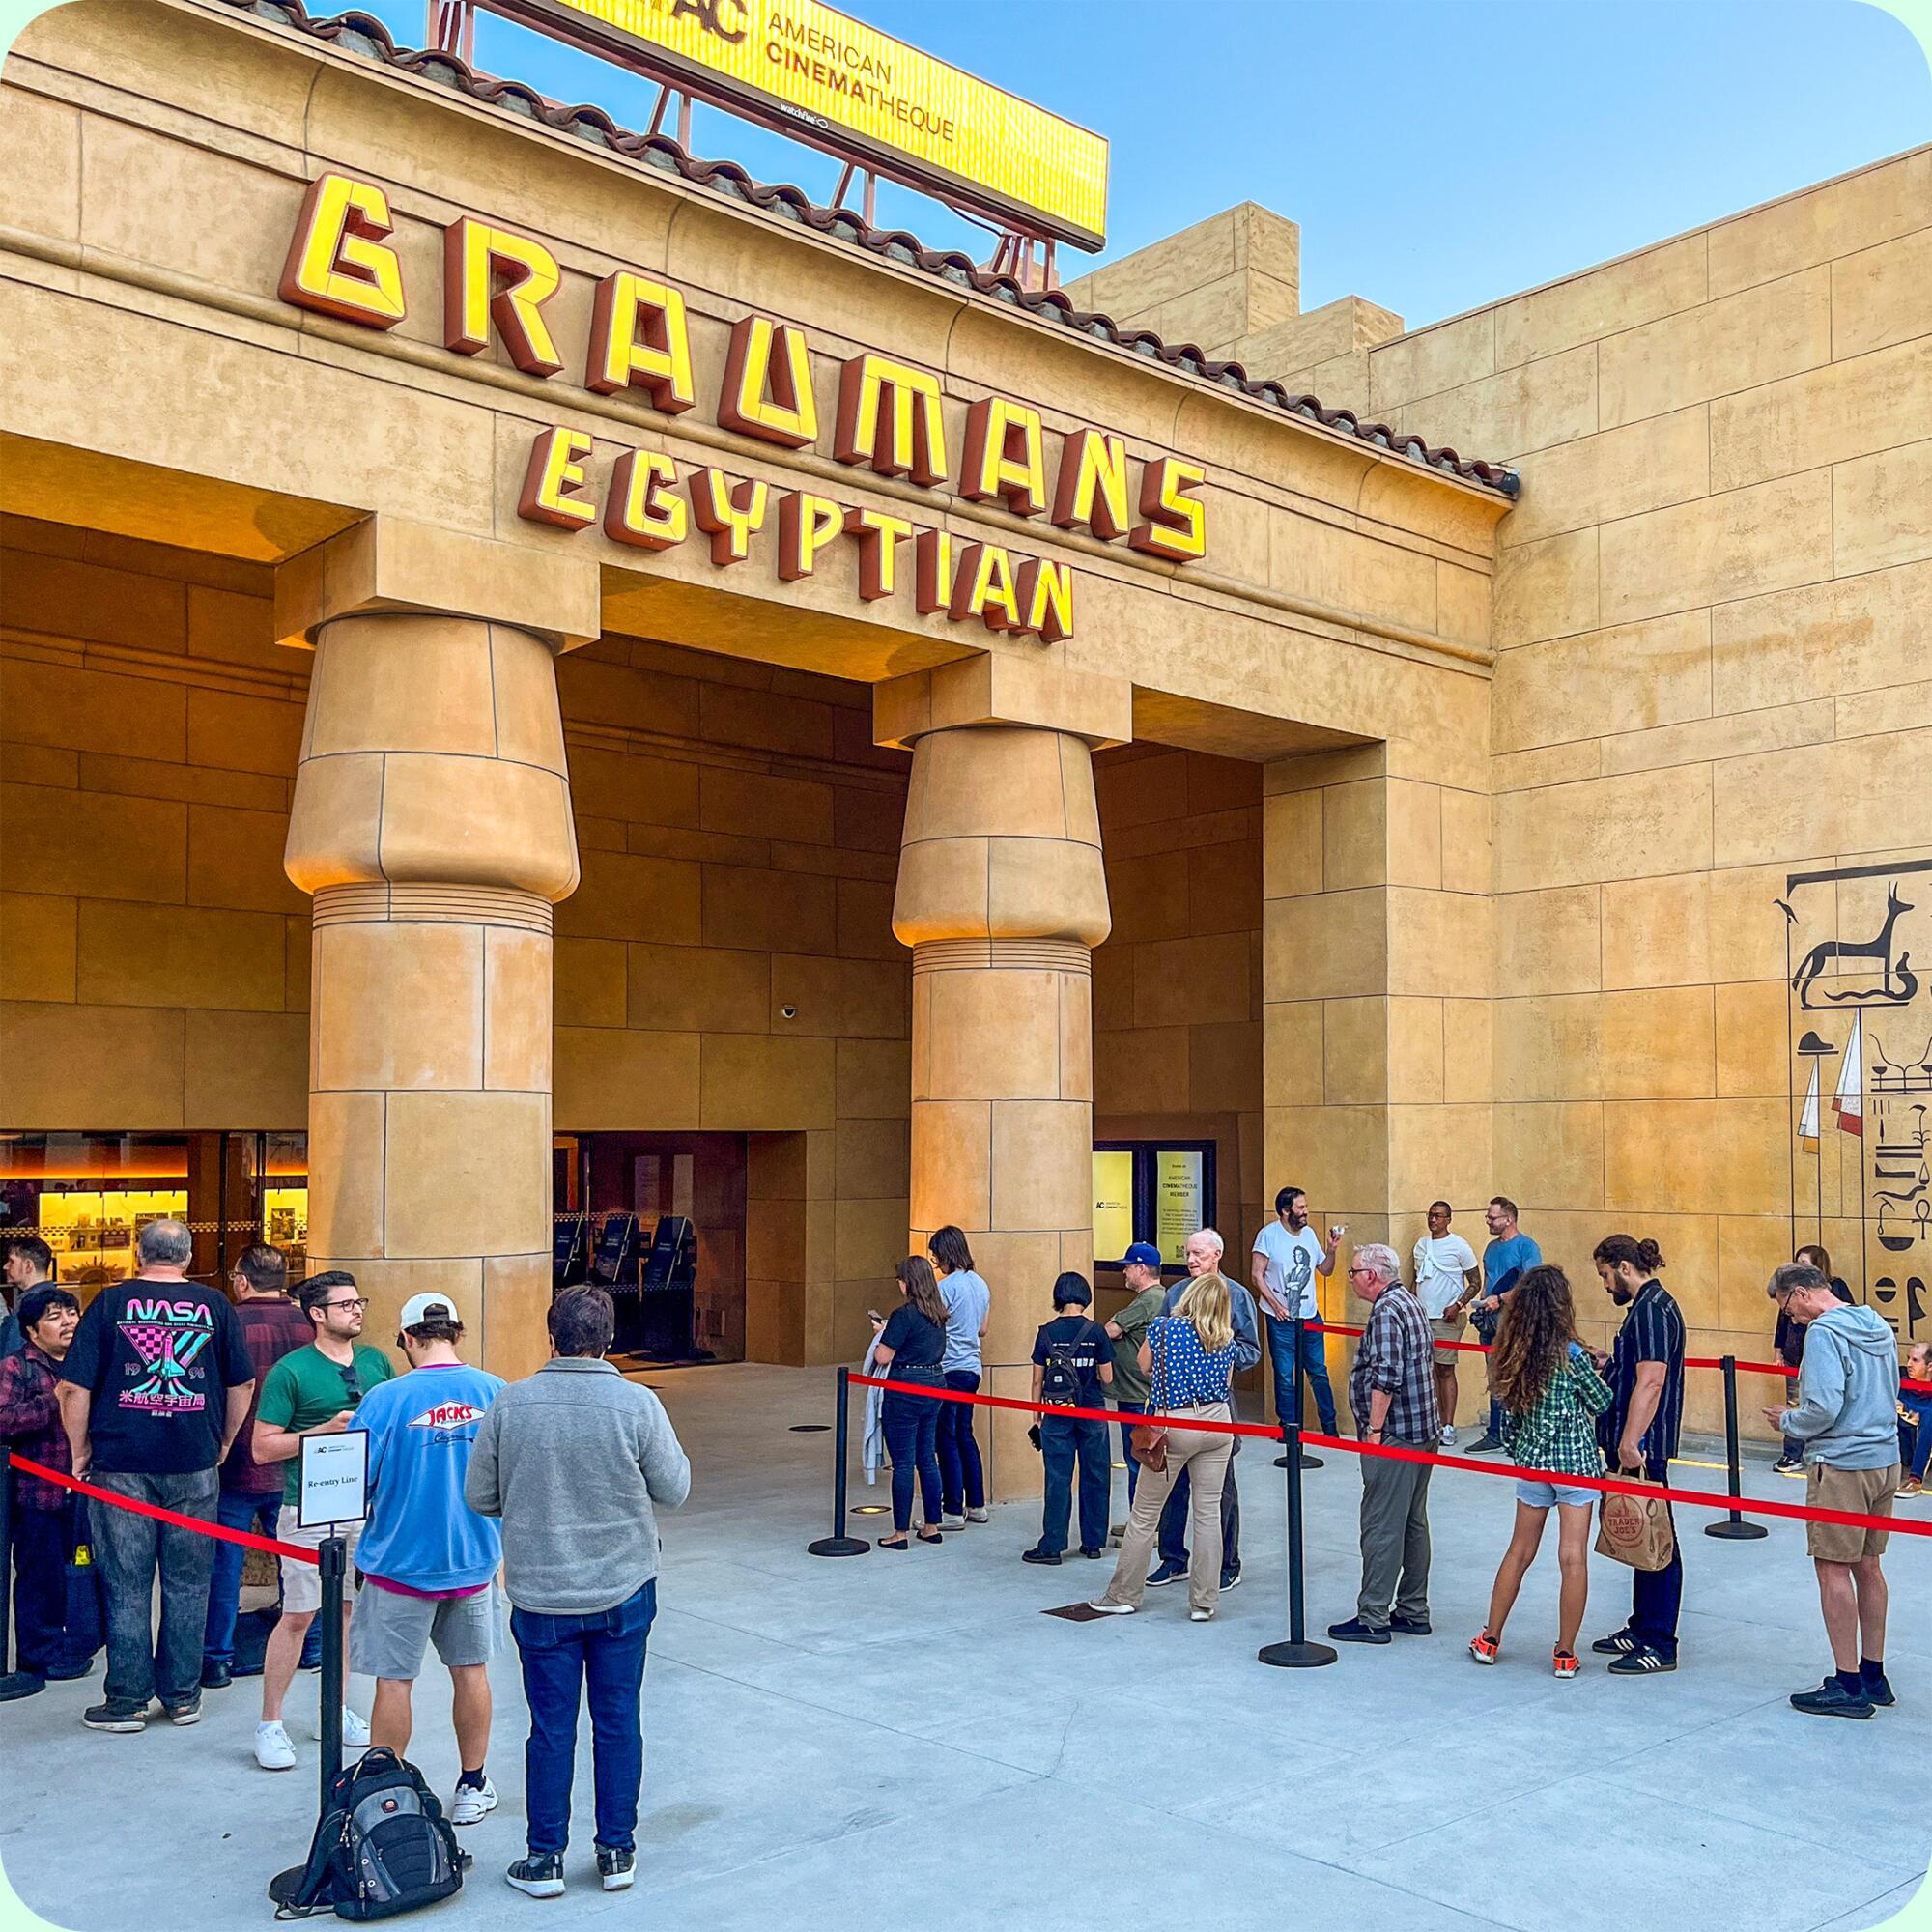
[1154,1150,1204,1267]
[297,1430,369,1529]
[1092,1150,1135,1265]
[277,176,1209,647]
[488,0,1109,249]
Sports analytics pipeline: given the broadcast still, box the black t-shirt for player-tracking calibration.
[1032,1315,1115,1405]
[59,1277,253,1475]
[879,1304,945,1382]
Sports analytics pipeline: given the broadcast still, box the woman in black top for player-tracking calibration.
[871,1256,949,1547]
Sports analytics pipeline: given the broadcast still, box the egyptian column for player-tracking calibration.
[278,521,596,1378]
[880,660,1125,1498]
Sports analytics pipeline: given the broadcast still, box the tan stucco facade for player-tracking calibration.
[2,0,1927,1471]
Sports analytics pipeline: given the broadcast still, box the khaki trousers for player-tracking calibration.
[1099,1403,1233,1614]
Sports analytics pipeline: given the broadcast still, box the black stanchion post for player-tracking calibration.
[1705,1354,1768,1542]
[1259,1423,1337,1669]
[318,1534,347,1802]
[1274,1314,1322,1470]
[808,1365,869,1557]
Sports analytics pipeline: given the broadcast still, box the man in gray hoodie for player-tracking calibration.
[466,1287,691,1897]
[1764,1262,1901,1719]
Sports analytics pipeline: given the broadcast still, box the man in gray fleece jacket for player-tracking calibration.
[466,1287,691,1898]
[1764,1262,1902,1720]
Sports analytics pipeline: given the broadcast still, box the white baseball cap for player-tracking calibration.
[398,1292,463,1331]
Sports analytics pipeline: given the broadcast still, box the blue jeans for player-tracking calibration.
[936,1370,984,1515]
[882,1385,943,1533]
[203,1491,282,1667]
[11,1497,79,1678]
[511,1580,658,1857]
[1899,1394,1931,1481]
[1116,1401,1148,1504]
[89,1467,218,1708]
[1265,1314,1338,1436]
[1038,1414,1109,1555]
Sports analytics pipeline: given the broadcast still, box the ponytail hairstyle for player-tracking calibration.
[1592,1234,1664,1277]
[895,1254,950,1330]
[1491,1264,1577,1415]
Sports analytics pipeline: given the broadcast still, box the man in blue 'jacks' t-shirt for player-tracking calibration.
[348,1291,505,1828]
[1470,1196,1542,1451]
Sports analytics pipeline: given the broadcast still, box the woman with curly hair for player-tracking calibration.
[1467,1264,1612,1677]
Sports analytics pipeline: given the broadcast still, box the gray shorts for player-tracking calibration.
[349,1579,501,1681]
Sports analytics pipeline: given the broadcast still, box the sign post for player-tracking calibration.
[297,1434,369,1796]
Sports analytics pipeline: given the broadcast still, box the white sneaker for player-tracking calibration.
[255,1720,297,1772]
[1190,1607,1214,1622]
[940,1514,967,1530]
[1086,1600,1136,1616]
[311,1707,370,1747]
[450,1776,498,1826]
[1440,1426,1459,1448]
[965,1507,989,1524]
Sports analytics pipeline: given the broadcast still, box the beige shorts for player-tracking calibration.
[276,1506,364,1615]
[1429,1315,1465,1367]
[1805,1462,1898,1563]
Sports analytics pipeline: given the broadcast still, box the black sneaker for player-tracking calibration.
[1590,1630,1640,1656]
[163,1696,203,1726]
[1145,1560,1185,1588]
[1772,1456,1804,1478]
[1790,1676,1873,1719]
[1466,1435,1504,1453]
[82,1698,149,1732]
[1606,1647,1677,1676]
[200,1660,233,1690]
[1079,1547,1106,1559]
[505,1853,566,1898]
[1862,1672,1896,1709]
[1390,1615,1433,1636]
[1021,1546,1063,1566]
[1219,1569,1242,1592]
[1326,1617,1392,1645]
[0,1671,45,1703]
[596,1847,636,1892]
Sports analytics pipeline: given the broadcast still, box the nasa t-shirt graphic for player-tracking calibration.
[58,1278,250,1475]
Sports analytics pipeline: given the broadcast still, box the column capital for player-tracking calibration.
[273,516,601,654]
[873,652,1132,752]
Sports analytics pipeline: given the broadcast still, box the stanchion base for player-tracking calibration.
[1704,1520,1769,1541]
[1273,1453,1324,1469]
[269,1865,305,1907]
[1258,1638,1339,1669]
[807,1536,870,1557]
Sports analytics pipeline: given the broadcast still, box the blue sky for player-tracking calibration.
[348,0,1929,326]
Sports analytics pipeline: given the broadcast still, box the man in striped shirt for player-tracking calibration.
[1328,1244,1439,1644]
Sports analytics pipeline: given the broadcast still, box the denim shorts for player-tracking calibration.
[1516,1477,1599,1510]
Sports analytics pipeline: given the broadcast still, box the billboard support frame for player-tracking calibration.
[423,0,1094,280]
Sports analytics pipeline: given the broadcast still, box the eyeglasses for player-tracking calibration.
[324,1297,370,1313]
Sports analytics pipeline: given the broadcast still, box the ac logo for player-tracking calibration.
[669,0,748,43]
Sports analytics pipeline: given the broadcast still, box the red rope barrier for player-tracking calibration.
[6,1453,320,1562]
[849,1378,1931,1539]
[1300,1322,1932,1391]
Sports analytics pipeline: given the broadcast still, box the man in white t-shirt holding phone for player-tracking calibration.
[1252,1186,1342,1442]
[1410,1200,1479,1446]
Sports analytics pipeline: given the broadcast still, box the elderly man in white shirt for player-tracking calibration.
[1411,1200,1479,1446]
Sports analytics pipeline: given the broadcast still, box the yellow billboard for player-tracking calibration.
[497,0,1108,248]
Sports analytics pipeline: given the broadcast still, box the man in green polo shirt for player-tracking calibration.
[248,1269,394,1772]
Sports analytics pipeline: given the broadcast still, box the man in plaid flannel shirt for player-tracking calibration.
[1329,1243,1441,1644]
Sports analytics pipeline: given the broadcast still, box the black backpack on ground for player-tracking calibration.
[271,1747,468,1920]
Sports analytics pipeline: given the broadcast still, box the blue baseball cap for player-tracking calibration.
[1122,1242,1162,1268]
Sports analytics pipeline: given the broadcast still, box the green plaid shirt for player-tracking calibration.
[1500,1350,1613,1477]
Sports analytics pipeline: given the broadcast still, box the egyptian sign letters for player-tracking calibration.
[1786,856,1932,1342]
[276,174,1210,645]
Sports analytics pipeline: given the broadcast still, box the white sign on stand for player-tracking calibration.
[297,1431,369,1530]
